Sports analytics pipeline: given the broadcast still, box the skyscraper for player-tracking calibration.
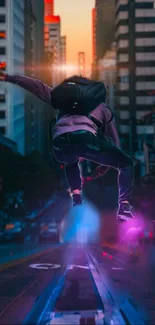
[115,0,155,156]
[95,0,115,60]
[44,16,61,86]
[0,0,25,154]
[24,0,50,155]
[44,0,54,16]
[44,0,61,86]
[60,36,67,80]
[92,8,96,63]
[78,52,85,76]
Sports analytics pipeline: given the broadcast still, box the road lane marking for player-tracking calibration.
[0,246,59,272]
[29,263,61,270]
[67,264,89,270]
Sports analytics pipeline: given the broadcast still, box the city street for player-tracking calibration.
[0,238,154,324]
[91,244,155,325]
[0,244,66,325]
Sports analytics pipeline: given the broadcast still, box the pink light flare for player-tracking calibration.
[102,251,113,259]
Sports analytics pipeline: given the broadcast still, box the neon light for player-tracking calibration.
[0,62,6,69]
[0,32,6,38]
[44,15,60,23]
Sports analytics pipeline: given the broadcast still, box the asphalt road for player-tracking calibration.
[0,192,154,325]
[91,244,155,325]
[0,244,67,325]
[0,241,154,324]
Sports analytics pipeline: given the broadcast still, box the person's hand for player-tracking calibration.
[0,71,6,81]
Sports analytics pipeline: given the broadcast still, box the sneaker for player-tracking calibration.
[72,194,83,207]
[117,202,135,222]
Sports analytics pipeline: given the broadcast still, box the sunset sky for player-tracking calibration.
[55,0,95,76]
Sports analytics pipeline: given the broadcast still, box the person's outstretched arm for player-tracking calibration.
[0,72,52,106]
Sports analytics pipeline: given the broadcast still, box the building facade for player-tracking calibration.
[44,0,54,16]
[24,0,50,156]
[60,35,66,81]
[0,0,25,154]
[44,0,61,87]
[95,0,115,60]
[92,8,96,63]
[98,42,116,110]
[91,7,98,80]
[115,0,155,158]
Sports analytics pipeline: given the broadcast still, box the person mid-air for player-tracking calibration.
[0,71,135,221]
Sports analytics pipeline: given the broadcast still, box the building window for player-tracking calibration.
[116,0,128,12]
[135,38,155,46]
[119,96,129,105]
[118,68,129,76]
[50,34,57,38]
[0,15,5,23]
[120,75,129,83]
[136,0,154,2]
[0,47,5,55]
[120,125,129,133]
[118,53,129,62]
[136,52,155,61]
[136,67,155,75]
[50,28,57,31]
[115,11,128,25]
[136,24,155,32]
[120,111,129,119]
[116,25,129,36]
[135,9,155,17]
[136,111,151,119]
[136,96,155,104]
[137,125,154,135]
[118,39,129,48]
[0,0,5,6]
[136,82,155,90]
[0,94,5,102]
[0,127,5,135]
[118,83,129,90]
[0,111,5,118]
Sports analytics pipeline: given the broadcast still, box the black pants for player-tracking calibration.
[52,130,134,204]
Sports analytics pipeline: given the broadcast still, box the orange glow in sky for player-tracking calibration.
[55,0,94,77]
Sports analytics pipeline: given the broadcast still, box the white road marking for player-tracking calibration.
[29,263,61,270]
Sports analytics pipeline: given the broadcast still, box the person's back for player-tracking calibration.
[52,102,113,140]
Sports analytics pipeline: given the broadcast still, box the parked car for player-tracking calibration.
[2,221,25,243]
[39,221,62,243]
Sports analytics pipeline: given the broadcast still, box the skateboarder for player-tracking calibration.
[0,72,135,221]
